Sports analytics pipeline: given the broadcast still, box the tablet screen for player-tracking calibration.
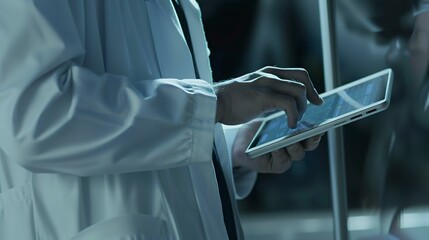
[252,73,388,148]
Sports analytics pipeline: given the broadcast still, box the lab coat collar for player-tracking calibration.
[146,0,212,82]
[180,0,213,83]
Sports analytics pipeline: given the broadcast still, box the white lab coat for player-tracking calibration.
[0,0,257,239]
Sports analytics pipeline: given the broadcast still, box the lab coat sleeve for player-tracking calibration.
[222,125,257,200]
[0,1,216,176]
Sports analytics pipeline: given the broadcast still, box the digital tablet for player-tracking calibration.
[245,68,393,158]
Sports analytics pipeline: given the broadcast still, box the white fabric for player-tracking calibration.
[222,124,258,200]
[0,0,256,239]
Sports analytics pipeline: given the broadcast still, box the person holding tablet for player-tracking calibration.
[0,1,324,239]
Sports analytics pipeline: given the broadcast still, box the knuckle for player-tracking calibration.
[296,82,307,90]
[263,105,275,113]
[257,67,270,75]
[251,73,265,82]
[263,97,286,112]
[256,71,267,78]
[294,68,311,82]
[255,73,275,83]
[260,66,274,72]
[296,68,309,76]
[290,81,306,94]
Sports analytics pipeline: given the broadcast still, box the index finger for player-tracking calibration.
[261,67,324,105]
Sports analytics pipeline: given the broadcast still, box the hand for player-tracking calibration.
[232,120,323,174]
[214,66,323,126]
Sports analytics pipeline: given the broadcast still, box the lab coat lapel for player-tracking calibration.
[179,1,244,237]
[180,0,213,83]
[146,1,242,238]
[214,124,246,240]
[145,0,197,79]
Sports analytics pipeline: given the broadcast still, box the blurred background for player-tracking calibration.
[196,0,429,239]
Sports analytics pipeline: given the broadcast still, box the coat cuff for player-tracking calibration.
[232,167,258,200]
[187,79,217,164]
[222,125,258,200]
